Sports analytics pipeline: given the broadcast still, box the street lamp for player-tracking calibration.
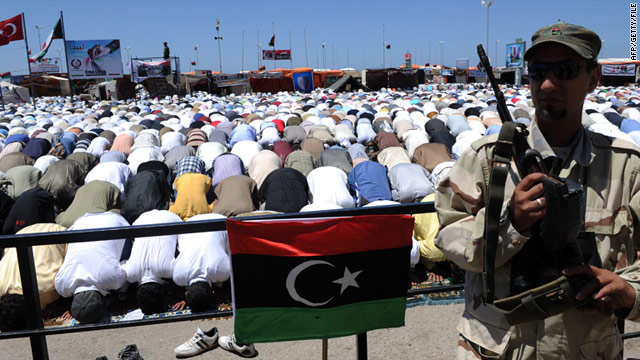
[439,41,445,66]
[321,43,326,69]
[56,48,63,73]
[194,45,200,70]
[35,25,43,49]
[494,40,500,65]
[481,0,494,58]
[214,19,223,73]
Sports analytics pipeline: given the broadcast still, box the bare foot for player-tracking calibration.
[61,311,73,321]
[172,300,186,311]
[428,272,444,282]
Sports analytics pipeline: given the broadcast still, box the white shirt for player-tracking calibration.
[54,212,129,296]
[125,210,182,284]
[307,166,355,208]
[127,147,164,175]
[160,132,186,154]
[172,213,231,286]
[84,162,133,199]
[230,140,262,173]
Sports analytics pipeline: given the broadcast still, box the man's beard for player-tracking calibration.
[538,104,567,123]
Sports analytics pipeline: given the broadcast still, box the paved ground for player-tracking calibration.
[4,304,640,359]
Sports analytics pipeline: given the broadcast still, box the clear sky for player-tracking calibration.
[0,0,634,75]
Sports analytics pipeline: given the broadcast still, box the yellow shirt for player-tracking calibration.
[169,173,213,220]
[413,193,447,268]
[0,223,67,309]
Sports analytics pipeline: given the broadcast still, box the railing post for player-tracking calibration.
[356,332,367,360]
[16,245,49,360]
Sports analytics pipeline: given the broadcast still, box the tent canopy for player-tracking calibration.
[1,81,30,104]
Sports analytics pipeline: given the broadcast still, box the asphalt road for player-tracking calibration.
[4,304,640,359]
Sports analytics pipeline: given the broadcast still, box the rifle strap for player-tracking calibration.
[482,122,521,304]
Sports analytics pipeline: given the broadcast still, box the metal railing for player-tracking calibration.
[1,202,462,360]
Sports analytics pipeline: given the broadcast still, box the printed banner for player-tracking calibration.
[469,69,486,77]
[214,73,249,87]
[602,64,636,76]
[131,59,171,83]
[252,71,283,79]
[506,42,525,68]
[263,49,292,60]
[66,39,123,79]
[441,69,453,76]
[31,57,61,73]
[292,71,313,92]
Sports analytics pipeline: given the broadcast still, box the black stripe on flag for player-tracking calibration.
[232,246,410,309]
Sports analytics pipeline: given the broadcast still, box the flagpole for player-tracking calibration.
[22,13,37,102]
[272,22,276,70]
[0,79,5,111]
[60,11,71,96]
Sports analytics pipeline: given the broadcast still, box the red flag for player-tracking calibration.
[268,34,275,47]
[0,14,24,47]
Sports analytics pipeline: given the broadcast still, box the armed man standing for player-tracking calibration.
[435,22,640,359]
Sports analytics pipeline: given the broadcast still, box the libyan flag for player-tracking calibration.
[226,215,414,343]
[29,18,62,63]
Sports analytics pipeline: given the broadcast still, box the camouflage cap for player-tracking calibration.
[524,22,601,61]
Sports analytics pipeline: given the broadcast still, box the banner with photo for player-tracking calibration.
[506,42,525,68]
[214,73,249,87]
[262,49,292,60]
[252,71,283,79]
[66,39,124,79]
[31,57,61,73]
[292,71,313,93]
[601,64,636,76]
[131,59,171,83]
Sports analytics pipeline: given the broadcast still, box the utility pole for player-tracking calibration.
[194,45,199,70]
[257,30,261,69]
[382,24,385,68]
[321,43,326,69]
[304,29,309,67]
[214,19,223,73]
[242,30,245,72]
[125,46,131,74]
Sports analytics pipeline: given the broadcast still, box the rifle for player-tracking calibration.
[477,44,546,176]
[477,44,596,323]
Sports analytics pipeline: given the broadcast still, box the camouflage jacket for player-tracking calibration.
[435,120,640,358]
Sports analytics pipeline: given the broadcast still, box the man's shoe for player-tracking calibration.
[173,327,218,358]
[218,334,257,358]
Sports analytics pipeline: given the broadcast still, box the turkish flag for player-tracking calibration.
[0,14,24,47]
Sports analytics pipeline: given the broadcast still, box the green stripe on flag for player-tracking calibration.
[234,297,406,343]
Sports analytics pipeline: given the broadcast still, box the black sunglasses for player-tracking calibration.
[527,61,581,80]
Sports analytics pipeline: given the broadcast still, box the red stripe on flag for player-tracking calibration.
[226,215,414,257]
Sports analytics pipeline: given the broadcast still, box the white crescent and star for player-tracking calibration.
[0,23,17,38]
[285,260,363,307]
